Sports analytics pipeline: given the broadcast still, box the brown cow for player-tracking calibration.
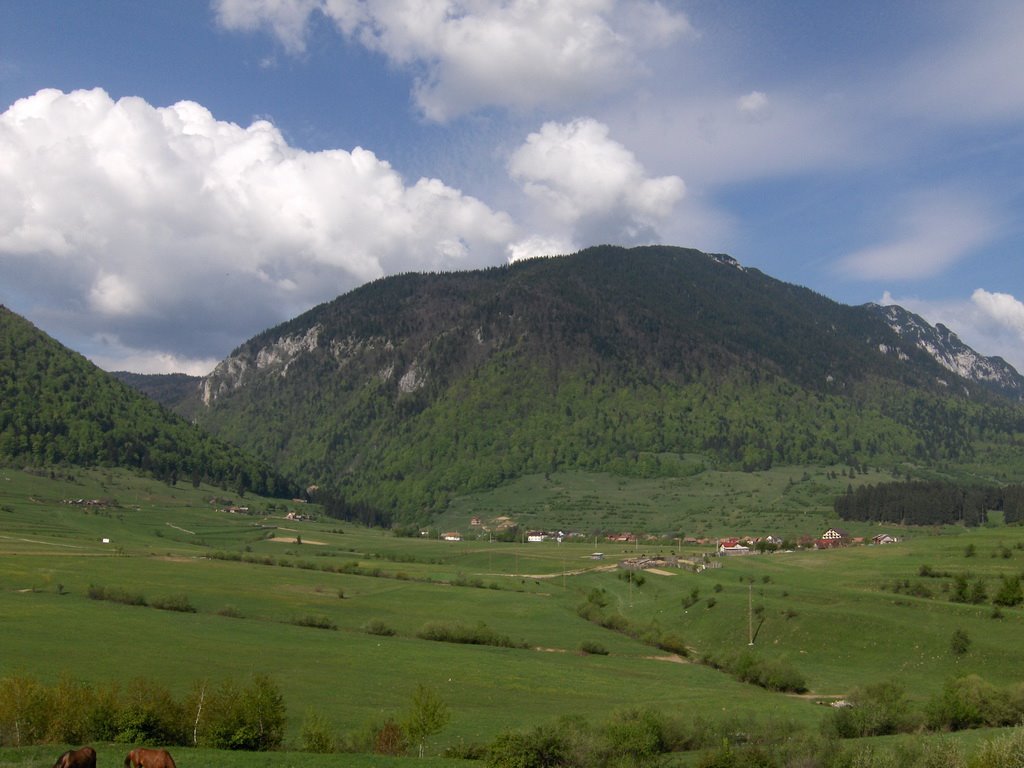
[53,747,96,768]
[124,748,177,768]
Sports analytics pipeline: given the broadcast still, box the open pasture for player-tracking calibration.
[442,465,905,539]
[4,467,1024,758]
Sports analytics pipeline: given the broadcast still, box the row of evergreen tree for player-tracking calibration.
[835,480,1024,526]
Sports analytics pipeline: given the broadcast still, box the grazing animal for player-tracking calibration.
[124,748,177,768]
[53,747,97,768]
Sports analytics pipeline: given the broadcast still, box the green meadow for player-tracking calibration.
[3,466,1024,765]
[442,464,906,539]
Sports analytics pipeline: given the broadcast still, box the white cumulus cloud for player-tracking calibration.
[507,117,685,248]
[214,0,692,121]
[0,87,515,372]
[972,289,1024,337]
[505,235,576,264]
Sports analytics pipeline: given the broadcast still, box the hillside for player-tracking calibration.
[0,305,297,498]
[182,245,1024,521]
[111,370,202,414]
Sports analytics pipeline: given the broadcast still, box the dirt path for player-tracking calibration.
[517,564,619,579]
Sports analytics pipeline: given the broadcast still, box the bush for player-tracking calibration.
[191,674,286,750]
[0,674,52,746]
[702,650,806,694]
[950,628,971,656]
[150,594,196,613]
[416,621,527,649]
[993,575,1023,607]
[487,726,568,768]
[579,641,609,656]
[364,619,397,636]
[114,677,186,745]
[299,709,336,753]
[87,584,146,606]
[291,614,337,630]
[972,727,1024,768]
[827,681,919,738]
[925,675,1014,731]
[601,708,667,768]
[373,717,409,756]
[0,672,287,750]
[654,632,689,657]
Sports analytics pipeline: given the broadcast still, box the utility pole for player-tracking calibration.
[748,582,754,646]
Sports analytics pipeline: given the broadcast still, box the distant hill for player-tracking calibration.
[179,245,1024,520]
[0,305,297,498]
[111,371,202,415]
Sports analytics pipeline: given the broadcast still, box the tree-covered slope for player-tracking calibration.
[186,246,1024,519]
[0,305,297,498]
[110,371,202,414]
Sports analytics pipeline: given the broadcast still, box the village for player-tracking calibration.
[435,517,901,571]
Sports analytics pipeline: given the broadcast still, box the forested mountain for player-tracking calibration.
[0,306,297,498]
[111,371,202,414]
[178,245,1024,520]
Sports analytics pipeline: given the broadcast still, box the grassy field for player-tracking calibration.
[442,464,907,539]
[3,466,1024,764]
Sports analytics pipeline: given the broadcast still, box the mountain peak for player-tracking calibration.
[865,302,1024,400]
[179,245,1024,517]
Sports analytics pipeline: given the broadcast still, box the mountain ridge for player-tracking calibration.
[176,245,1024,519]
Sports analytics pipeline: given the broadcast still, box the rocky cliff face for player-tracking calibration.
[867,303,1024,401]
[202,324,324,405]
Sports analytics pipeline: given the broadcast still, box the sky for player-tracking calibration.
[2,1,1024,376]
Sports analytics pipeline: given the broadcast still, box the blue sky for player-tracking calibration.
[2,1,1023,374]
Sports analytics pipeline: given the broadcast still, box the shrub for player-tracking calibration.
[299,709,336,753]
[292,614,337,630]
[191,674,286,750]
[87,584,146,606]
[950,628,971,657]
[364,619,396,636]
[0,674,52,746]
[417,621,527,648]
[150,593,196,613]
[993,575,1023,607]
[972,727,1024,768]
[487,727,568,768]
[579,641,609,656]
[599,613,630,632]
[373,717,408,756]
[827,681,919,738]
[600,708,667,768]
[114,677,186,745]
[926,675,1013,731]
[654,632,689,657]
[702,650,807,694]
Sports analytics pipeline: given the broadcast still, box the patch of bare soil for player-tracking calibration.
[644,653,689,664]
[645,568,677,576]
